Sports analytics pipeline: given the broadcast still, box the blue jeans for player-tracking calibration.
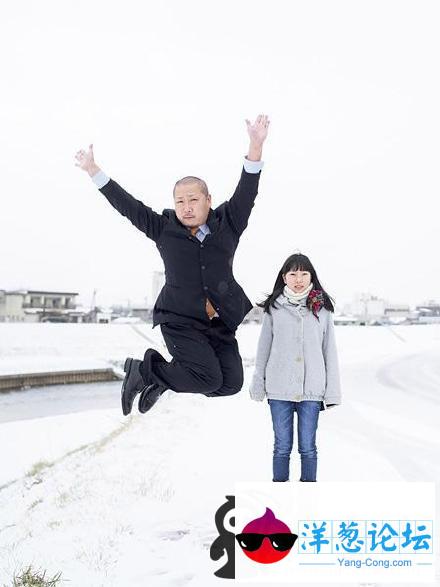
[268,399,321,482]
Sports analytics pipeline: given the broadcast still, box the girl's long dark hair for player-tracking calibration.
[258,253,335,314]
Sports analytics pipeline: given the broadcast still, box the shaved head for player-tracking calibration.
[173,176,209,199]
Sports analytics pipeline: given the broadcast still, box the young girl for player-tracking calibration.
[249,253,341,482]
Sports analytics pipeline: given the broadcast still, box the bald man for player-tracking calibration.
[75,114,270,415]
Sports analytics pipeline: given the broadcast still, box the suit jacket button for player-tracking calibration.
[201,265,206,270]
[200,244,204,248]
[203,286,208,290]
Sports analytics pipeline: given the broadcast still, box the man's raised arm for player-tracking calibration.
[227,114,270,236]
[74,144,164,242]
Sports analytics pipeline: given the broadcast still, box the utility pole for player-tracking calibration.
[91,289,97,323]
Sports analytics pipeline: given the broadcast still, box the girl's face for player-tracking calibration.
[283,269,312,293]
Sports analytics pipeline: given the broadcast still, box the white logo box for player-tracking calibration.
[234,482,436,583]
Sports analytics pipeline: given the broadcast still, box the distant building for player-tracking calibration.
[86,307,114,324]
[0,289,85,323]
[345,293,414,325]
[415,301,440,324]
[357,299,384,321]
[384,302,411,320]
[130,307,154,322]
[334,314,359,326]
[243,305,264,323]
[346,294,386,324]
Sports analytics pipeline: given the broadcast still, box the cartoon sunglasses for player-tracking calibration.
[236,532,298,552]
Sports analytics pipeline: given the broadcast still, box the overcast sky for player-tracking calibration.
[1,0,439,310]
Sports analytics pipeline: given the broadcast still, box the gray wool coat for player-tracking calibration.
[249,294,342,407]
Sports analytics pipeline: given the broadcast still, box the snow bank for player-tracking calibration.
[0,323,439,586]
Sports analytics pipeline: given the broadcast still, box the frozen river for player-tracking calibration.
[0,380,121,424]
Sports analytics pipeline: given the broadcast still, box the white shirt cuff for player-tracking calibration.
[92,170,110,189]
[243,157,264,174]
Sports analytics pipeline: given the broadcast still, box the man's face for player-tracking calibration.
[174,182,212,228]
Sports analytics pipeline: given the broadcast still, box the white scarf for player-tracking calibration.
[283,282,313,305]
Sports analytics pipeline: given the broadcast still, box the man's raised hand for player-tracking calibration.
[74,144,100,177]
[245,114,270,146]
[245,114,270,162]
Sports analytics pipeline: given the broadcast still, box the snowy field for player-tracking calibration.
[0,322,439,586]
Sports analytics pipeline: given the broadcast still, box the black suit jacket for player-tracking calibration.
[98,167,261,332]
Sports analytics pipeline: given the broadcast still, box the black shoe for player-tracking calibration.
[138,383,166,414]
[121,358,147,416]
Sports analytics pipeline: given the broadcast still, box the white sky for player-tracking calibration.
[1,0,439,309]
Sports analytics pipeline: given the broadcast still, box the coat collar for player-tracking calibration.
[205,207,220,233]
[274,294,308,316]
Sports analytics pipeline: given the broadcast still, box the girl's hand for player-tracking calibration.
[249,391,265,402]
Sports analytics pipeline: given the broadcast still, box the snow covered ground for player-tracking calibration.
[0,323,439,586]
[0,323,164,375]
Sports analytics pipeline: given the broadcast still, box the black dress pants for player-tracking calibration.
[139,318,243,396]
